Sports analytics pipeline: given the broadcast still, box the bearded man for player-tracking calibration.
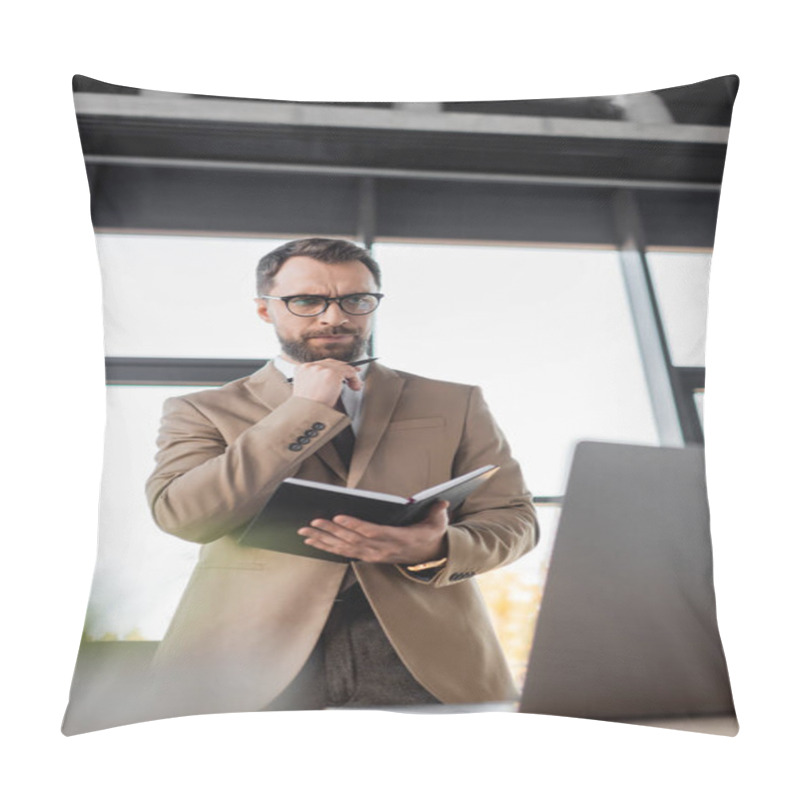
[145,237,536,715]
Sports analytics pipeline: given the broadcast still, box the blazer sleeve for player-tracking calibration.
[400,385,538,587]
[145,394,349,544]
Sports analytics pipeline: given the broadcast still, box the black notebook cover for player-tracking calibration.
[238,465,498,562]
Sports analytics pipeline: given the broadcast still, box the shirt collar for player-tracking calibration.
[273,355,296,381]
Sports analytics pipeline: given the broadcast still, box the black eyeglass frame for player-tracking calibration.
[258,292,384,317]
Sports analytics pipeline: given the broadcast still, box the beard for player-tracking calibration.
[277,325,369,363]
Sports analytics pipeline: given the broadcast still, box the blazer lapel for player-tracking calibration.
[243,361,291,410]
[316,443,349,483]
[244,360,348,481]
[349,363,406,489]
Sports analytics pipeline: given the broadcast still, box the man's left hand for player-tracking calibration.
[298,500,449,564]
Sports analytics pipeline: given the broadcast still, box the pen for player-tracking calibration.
[347,357,379,367]
[286,357,379,383]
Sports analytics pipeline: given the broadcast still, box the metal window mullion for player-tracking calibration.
[676,367,706,445]
[105,357,267,386]
[614,190,685,447]
[357,176,378,359]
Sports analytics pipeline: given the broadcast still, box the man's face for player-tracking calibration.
[256,256,379,363]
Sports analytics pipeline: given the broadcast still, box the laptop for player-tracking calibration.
[518,441,738,735]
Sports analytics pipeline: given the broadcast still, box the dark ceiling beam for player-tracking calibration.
[76,116,729,186]
[74,85,731,249]
[83,165,722,248]
[83,155,721,193]
[74,93,730,145]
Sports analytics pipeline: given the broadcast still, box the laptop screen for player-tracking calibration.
[519,441,736,731]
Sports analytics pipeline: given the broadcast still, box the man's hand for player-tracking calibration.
[298,500,449,564]
[291,359,363,407]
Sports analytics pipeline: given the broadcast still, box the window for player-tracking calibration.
[99,233,289,358]
[87,385,200,641]
[647,249,712,367]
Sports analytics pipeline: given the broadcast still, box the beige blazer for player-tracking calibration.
[144,361,536,716]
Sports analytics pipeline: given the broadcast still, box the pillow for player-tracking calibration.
[62,75,738,735]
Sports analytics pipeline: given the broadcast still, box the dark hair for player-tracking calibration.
[256,238,382,294]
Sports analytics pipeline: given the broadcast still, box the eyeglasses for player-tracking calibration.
[259,293,384,317]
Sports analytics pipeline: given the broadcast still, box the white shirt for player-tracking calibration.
[272,356,369,435]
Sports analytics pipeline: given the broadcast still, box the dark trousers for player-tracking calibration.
[266,583,441,710]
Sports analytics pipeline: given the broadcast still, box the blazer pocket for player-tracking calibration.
[386,417,445,431]
[380,418,446,493]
